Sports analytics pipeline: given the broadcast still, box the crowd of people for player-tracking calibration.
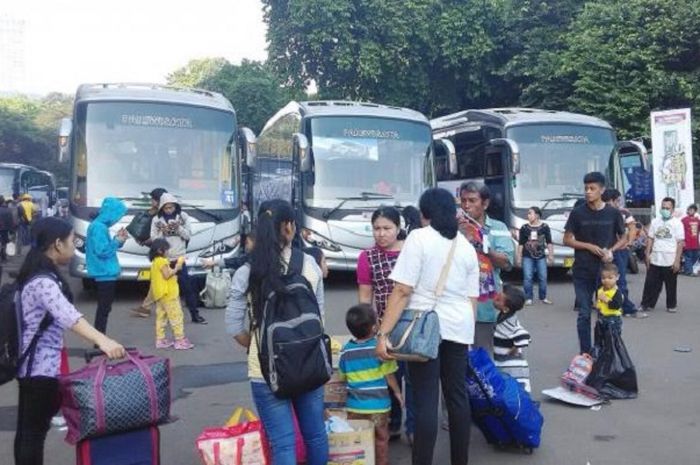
[9,171,699,465]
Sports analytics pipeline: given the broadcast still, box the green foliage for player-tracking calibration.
[0,94,73,184]
[167,58,295,133]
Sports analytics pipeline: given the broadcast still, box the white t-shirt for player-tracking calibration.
[390,226,480,345]
[649,217,685,267]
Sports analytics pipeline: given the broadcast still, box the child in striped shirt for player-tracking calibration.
[338,304,403,465]
[492,284,531,391]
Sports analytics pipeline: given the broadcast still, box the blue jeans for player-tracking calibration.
[612,249,637,314]
[683,249,699,274]
[522,256,547,300]
[573,276,598,355]
[250,382,328,465]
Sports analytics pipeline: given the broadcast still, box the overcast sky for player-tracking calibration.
[2,0,268,95]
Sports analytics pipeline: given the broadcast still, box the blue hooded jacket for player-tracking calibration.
[86,197,127,281]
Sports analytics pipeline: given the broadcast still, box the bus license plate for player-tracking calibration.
[137,269,151,281]
[564,257,575,268]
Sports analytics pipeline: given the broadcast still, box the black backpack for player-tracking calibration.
[253,249,331,399]
[0,275,55,386]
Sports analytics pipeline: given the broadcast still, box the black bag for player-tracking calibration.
[126,211,153,243]
[0,276,55,386]
[254,249,331,399]
[585,320,638,399]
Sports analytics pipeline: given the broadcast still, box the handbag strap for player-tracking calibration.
[434,238,457,302]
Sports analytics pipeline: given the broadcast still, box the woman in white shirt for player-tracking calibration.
[376,188,479,465]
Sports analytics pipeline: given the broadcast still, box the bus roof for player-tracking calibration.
[431,107,613,133]
[297,100,428,123]
[74,83,235,113]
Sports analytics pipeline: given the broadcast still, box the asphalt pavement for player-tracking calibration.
[1,254,699,465]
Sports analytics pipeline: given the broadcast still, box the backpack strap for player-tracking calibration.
[287,248,304,276]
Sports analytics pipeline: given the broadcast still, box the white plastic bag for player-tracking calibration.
[199,266,231,308]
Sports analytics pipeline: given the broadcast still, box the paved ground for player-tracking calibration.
[1,254,699,464]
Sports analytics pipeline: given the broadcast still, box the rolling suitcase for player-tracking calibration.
[466,348,543,453]
[76,425,160,465]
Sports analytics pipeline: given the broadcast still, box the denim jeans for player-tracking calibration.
[612,249,637,314]
[522,256,547,300]
[683,249,699,274]
[250,382,328,465]
[389,361,414,435]
[573,276,598,355]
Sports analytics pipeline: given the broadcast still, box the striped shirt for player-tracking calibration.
[494,314,531,392]
[338,338,397,414]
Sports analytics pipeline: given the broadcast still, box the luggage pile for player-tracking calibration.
[59,349,171,465]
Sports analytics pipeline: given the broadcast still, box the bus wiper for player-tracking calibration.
[323,192,395,219]
[541,193,584,210]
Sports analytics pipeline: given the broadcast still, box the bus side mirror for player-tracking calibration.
[615,140,649,171]
[294,133,311,173]
[434,138,457,175]
[58,118,72,163]
[490,138,520,175]
[238,127,257,169]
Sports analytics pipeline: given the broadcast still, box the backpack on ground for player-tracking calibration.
[199,266,231,308]
[253,249,331,399]
[0,275,55,386]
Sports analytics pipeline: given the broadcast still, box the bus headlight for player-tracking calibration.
[200,234,240,258]
[302,229,342,252]
[73,235,86,252]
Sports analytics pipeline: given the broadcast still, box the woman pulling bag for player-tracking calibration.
[376,188,480,465]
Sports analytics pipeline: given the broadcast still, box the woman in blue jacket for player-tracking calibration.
[86,197,128,334]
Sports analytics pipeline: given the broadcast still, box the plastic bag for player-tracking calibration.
[196,407,270,465]
[585,320,638,399]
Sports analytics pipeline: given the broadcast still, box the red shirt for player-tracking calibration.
[682,215,700,250]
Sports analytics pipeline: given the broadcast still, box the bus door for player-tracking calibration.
[483,138,520,226]
[609,140,651,222]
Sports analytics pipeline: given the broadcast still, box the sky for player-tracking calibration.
[1,0,268,95]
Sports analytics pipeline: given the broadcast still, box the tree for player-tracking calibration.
[167,58,295,133]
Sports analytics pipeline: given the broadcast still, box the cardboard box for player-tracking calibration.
[327,419,375,465]
[324,371,348,409]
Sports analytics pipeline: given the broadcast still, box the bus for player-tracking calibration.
[245,100,455,271]
[0,163,57,207]
[58,83,254,285]
[431,108,648,269]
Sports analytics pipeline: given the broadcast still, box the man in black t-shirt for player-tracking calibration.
[564,172,626,354]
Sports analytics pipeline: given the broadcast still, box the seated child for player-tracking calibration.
[596,263,624,335]
[338,304,403,465]
[149,239,194,350]
[492,284,531,392]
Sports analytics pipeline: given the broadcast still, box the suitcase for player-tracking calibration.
[466,348,543,453]
[76,426,160,465]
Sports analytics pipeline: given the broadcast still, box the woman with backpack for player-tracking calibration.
[225,199,328,465]
[14,217,125,465]
[376,188,480,465]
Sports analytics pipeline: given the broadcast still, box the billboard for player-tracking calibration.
[650,108,695,212]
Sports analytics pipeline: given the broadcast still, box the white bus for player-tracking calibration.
[245,100,455,271]
[59,83,254,286]
[431,108,647,270]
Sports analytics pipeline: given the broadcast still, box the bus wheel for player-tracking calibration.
[82,278,97,291]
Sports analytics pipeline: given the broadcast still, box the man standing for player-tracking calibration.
[458,182,514,354]
[640,197,685,313]
[601,189,647,319]
[564,172,626,355]
[681,204,699,276]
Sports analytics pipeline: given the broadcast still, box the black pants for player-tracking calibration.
[94,280,116,334]
[14,377,61,465]
[177,263,200,320]
[0,230,8,261]
[641,264,678,309]
[409,340,471,465]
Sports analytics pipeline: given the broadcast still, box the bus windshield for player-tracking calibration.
[307,117,432,209]
[73,102,236,211]
[507,124,615,209]
[0,168,14,197]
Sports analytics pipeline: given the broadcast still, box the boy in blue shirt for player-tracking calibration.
[338,304,403,465]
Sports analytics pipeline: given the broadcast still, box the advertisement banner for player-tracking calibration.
[650,108,695,212]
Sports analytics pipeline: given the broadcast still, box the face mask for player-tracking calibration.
[660,209,672,220]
